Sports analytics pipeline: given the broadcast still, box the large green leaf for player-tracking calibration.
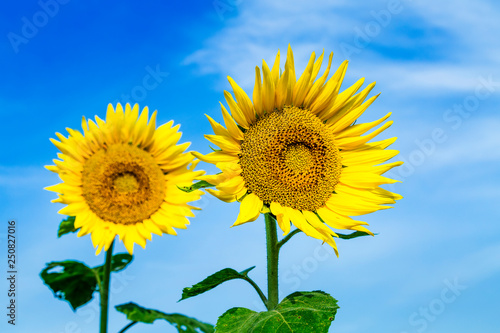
[40,253,133,310]
[180,267,255,301]
[216,291,339,333]
[40,260,97,310]
[177,180,214,193]
[57,216,78,238]
[115,302,215,333]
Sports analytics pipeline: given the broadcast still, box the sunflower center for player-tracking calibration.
[283,144,314,173]
[240,105,342,211]
[82,144,166,225]
[113,172,140,193]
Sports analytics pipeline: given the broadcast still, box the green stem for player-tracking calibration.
[100,240,115,333]
[118,321,138,333]
[265,213,279,310]
[277,228,302,251]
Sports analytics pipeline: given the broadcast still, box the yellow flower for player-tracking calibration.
[46,103,204,255]
[195,46,402,255]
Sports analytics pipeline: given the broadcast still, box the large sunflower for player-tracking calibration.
[195,46,402,255]
[46,103,204,254]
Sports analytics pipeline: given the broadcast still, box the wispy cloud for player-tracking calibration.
[183,0,500,95]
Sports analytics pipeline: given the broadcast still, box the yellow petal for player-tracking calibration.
[336,112,392,139]
[206,189,236,203]
[131,106,149,145]
[285,44,296,89]
[304,52,333,107]
[275,65,290,108]
[335,183,399,205]
[233,193,263,226]
[326,91,379,132]
[58,202,87,216]
[292,52,315,106]
[270,202,290,235]
[204,134,241,154]
[143,218,163,236]
[253,67,264,117]
[220,103,244,141]
[325,192,390,216]
[270,49,281,86]
[335,121,393,150]
[192,151,239,164]
[216,176,245,194]
[206,114,231,137]
[316,207,369,230]
[228,77,256,125]
[319,77,366,122]
[310,60,348,115]
[136,222,152,241]
[261,60,276,113]
[224,91,249,128]
[340,169,400,189]
[341,148,399,167]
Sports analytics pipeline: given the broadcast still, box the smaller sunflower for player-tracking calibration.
[46,103,204,254]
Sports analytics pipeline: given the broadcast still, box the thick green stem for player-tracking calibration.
[265,213,279,310]
[99,240,114,333]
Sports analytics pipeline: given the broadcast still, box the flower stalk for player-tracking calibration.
[99,240,114,333]
[265,213,279,310]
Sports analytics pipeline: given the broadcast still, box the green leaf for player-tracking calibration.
[216,291,339,333]
[178,180,214,193]
[115,302,215,333]
[336,231,375,240]
[58,216,78,238]
[180,267,256,301]
[40,260,97,310]
[40,253,133,311]
[95,253,133,280]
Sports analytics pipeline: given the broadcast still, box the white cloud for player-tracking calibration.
[183,0,500,95]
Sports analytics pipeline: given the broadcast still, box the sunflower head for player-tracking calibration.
[46,103,204,255]
[195,45,402,255]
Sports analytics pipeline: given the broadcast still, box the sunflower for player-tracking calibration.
[195,46,402,255]
[46,103,204,254]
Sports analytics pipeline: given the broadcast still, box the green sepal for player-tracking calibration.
[337,230,375,240]
[40,260,97,311]
[180,266,256,301]
[58,216,78,238]
[40,253,133,310]
[209,145,222,152]
[216,291,339,333]
[115,302,215,333]
[177,180,214,193]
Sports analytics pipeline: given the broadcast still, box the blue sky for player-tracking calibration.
[1,0,500,332]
